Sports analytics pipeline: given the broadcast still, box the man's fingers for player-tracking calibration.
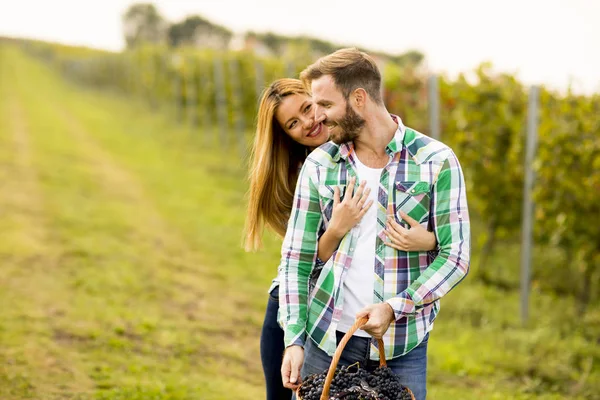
[356,307,374,330]
[360,320,383,337]
[355,305,373,320]
[333,186,341,205]
[399,211,419,228]
[368,329,385,339]
[360,320,376,330]
[356,308,382,337]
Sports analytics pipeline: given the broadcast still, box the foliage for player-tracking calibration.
[437,64,529,278]
[167,15,232,49]
[122,3,167,48]
[533,89,600,304]
[244,31,424,66]
[1,45,598,399]
[15,39,600,304]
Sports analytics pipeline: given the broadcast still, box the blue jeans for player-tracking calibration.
[260,286,293,400]
[299,331,429,400]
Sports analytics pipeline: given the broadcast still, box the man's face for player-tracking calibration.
[311,75,365,144]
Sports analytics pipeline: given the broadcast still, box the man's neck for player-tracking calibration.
[353,107,398,168]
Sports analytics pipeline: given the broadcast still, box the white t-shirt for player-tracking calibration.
[337,155,383,337]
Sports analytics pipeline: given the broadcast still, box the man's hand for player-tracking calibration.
[356,303,395,339]
[281,345,304,390]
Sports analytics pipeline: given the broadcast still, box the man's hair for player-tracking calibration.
[300,47,383,105]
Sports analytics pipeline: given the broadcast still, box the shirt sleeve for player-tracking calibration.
[387,150,471,318]
[278,160,323,348]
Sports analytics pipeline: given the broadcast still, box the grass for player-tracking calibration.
[0,44,598,399]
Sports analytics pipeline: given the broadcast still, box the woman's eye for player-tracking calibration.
[289,121,297,129]
[304,104,312,113]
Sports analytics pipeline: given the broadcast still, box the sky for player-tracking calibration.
[1,0,599,94]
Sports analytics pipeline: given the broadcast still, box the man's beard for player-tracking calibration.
[329,102,366,145]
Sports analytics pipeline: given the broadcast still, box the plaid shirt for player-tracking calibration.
[278,116,470,360]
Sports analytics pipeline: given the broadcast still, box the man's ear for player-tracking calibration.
[352,88,367,108]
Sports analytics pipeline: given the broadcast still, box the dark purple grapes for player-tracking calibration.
[298,365,413,400]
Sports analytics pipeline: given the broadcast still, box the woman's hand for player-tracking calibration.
[384,210,437,252]
[327,177,373,239]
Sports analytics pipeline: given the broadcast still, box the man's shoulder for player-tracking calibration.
[403,127,454,164]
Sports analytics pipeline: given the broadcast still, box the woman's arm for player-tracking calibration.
[384,210,438,252]
[316,177,372,262]
[316,178,438,261]
[316,227,346,262]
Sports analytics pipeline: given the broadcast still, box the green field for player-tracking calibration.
[0,45,598,399]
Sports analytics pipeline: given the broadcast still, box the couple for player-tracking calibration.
[245,48,471,400]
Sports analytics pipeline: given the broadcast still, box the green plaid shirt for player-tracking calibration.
[278,116,470,360]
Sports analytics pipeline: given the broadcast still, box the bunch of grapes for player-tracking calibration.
[298,364,413,400]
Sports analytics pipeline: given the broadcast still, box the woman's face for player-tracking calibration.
[275,93,329,148]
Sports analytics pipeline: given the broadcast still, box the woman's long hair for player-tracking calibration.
[244,79,310,251]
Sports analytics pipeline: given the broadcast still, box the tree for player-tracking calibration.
[389,50,424,67]
[122,3,166,49]
[167,15,232,49]
[245,32,423,66]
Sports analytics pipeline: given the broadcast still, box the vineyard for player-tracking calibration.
[0,38,599,399]
[22,38,599,303]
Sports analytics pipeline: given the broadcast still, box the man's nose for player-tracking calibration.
[314,105,326,124]
[302,115,314,129]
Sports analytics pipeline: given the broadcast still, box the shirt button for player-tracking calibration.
[411,189,416,193]
[350,247,355,252]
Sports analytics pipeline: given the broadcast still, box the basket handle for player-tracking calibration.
[319,316,386,400]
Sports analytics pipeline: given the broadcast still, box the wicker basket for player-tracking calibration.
[296,316,415,400]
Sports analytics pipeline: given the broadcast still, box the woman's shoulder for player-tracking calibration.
[305,141,340,167]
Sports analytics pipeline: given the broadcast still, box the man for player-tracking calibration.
[278,48,470,400]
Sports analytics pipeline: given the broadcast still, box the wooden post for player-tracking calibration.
[521,85,539,325]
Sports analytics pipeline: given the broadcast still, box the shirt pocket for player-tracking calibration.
[393,180,431,225]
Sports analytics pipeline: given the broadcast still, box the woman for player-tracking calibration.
[244,78,437,400]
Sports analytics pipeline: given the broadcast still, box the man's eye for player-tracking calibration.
[304,104,312,113]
